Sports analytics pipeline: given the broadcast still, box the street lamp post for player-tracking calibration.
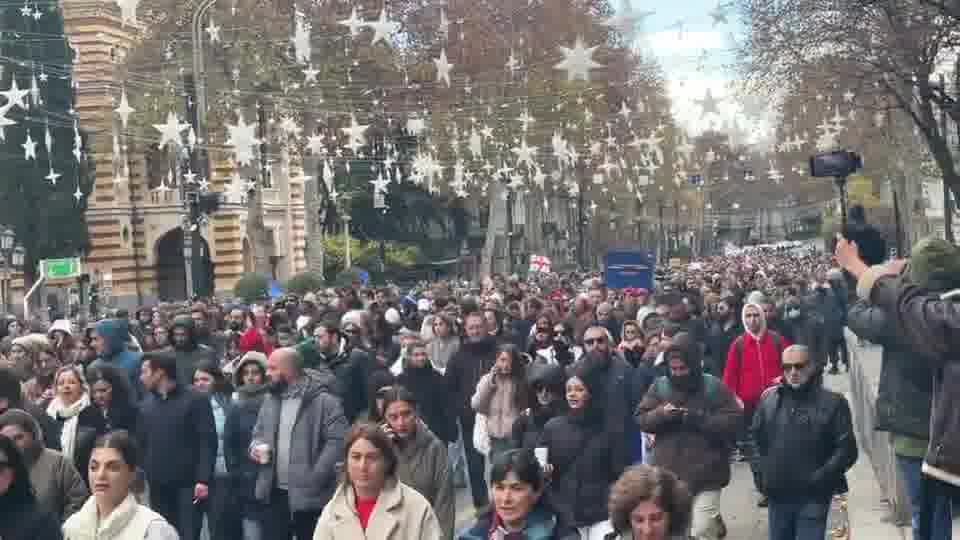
[0,229,24,313]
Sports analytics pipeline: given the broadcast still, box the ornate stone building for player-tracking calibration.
[62,2,307,309]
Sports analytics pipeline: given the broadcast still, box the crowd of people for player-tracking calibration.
[0,229,955,540]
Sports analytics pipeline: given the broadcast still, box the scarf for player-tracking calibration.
[48,392,91,460]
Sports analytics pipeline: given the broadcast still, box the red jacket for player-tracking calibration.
[722,331,790,411]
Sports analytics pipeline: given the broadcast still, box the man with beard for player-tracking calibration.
[636,332,742,540]
[444,311,497,511]
[138,351,217,540]
[573,325,640,476]
[705,297,741,377]
[751,345,857,540]
[250,347,348,540]
[167,315,216,386]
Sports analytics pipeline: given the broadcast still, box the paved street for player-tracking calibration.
[449,370,858,539]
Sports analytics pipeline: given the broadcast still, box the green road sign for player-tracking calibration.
[42,257,82,279]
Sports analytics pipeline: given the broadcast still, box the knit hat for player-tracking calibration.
[909,236,960,291]
[746,290,768,305]
[12,333,51,356]
[48,319,73,336]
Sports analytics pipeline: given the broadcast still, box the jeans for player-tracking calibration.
[896,456,953,540]
[460,416,490,510]
[241,518,263,540]
[918,475,960,540]
[690,490,722,540]
[262,488,321,540]
[150,484,204,540]
[827,337,848,370]
[768,499,830,540]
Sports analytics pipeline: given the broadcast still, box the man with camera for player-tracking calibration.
[836,234,960,540]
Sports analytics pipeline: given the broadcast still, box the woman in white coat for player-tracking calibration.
[63,430,178,540]
[313,423,441,540]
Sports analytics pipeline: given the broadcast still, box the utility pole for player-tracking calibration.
[183,74,202,299]
[657,201,666,264]
[673,200,680,255]
[576,161,586,269]
[248,101,270,277]
[505,180,515,274]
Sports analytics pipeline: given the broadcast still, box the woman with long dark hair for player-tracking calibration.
[86,364,139,432]
[378,386,455,539]
[538,367,619,540]
[471,343,529,463]
[0,434,63,540]
[192,361,234,540]
[63,430,178,540]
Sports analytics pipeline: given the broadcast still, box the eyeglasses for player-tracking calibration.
[583,338,606,345]
[782,363,808,372]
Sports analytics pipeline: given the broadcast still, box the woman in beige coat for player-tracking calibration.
[313,423,442,540]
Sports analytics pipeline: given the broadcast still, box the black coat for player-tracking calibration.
[224,386,268,517]
[0,500,62,540]
[397,365,457,443]
[511,400,567,451]
[445,337,497,426]
[705,319,741,376]
[50,404,107,484]
[538,414,619,528]
[752,380,858,503]
[137,384,217,489]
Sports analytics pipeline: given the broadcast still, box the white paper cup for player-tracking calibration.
[255,443,271,464]
[534,447,549,469]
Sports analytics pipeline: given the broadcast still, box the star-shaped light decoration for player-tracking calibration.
[1,78,29,110]
[694,88,721,118]
[434,48,454,87]
[341,113,369,153]
[225,111,261,166]
[45,168,61,185]
[307,132,326,155]
[370,172,390,194]
[507,173,525,191]
[22,132,36,160]
[279,116,303,137]
[438,8,450,39]
[518,109,535,132]
[531,166,547,189]
[709,3,730,26]
[153,110,188,149]
[292,14,312,64]
[183,169,197,185]
[74,185,83,202]
[115,0,140,26]
[114,87,134,128]
[554,36,602,82]
[367,9,400,46]
[197,177,211,192]
[205,19,221,43]
[618,101,632,122]
[302,65,320,83]
[512,138,537,169]
[468,128,483,158]
[339,7,364,38]
[406,116,427,136]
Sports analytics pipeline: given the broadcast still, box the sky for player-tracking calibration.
[625,0,770,143]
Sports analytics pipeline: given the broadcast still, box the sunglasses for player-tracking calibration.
[583,338,606,345]
[782,362,808,372]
